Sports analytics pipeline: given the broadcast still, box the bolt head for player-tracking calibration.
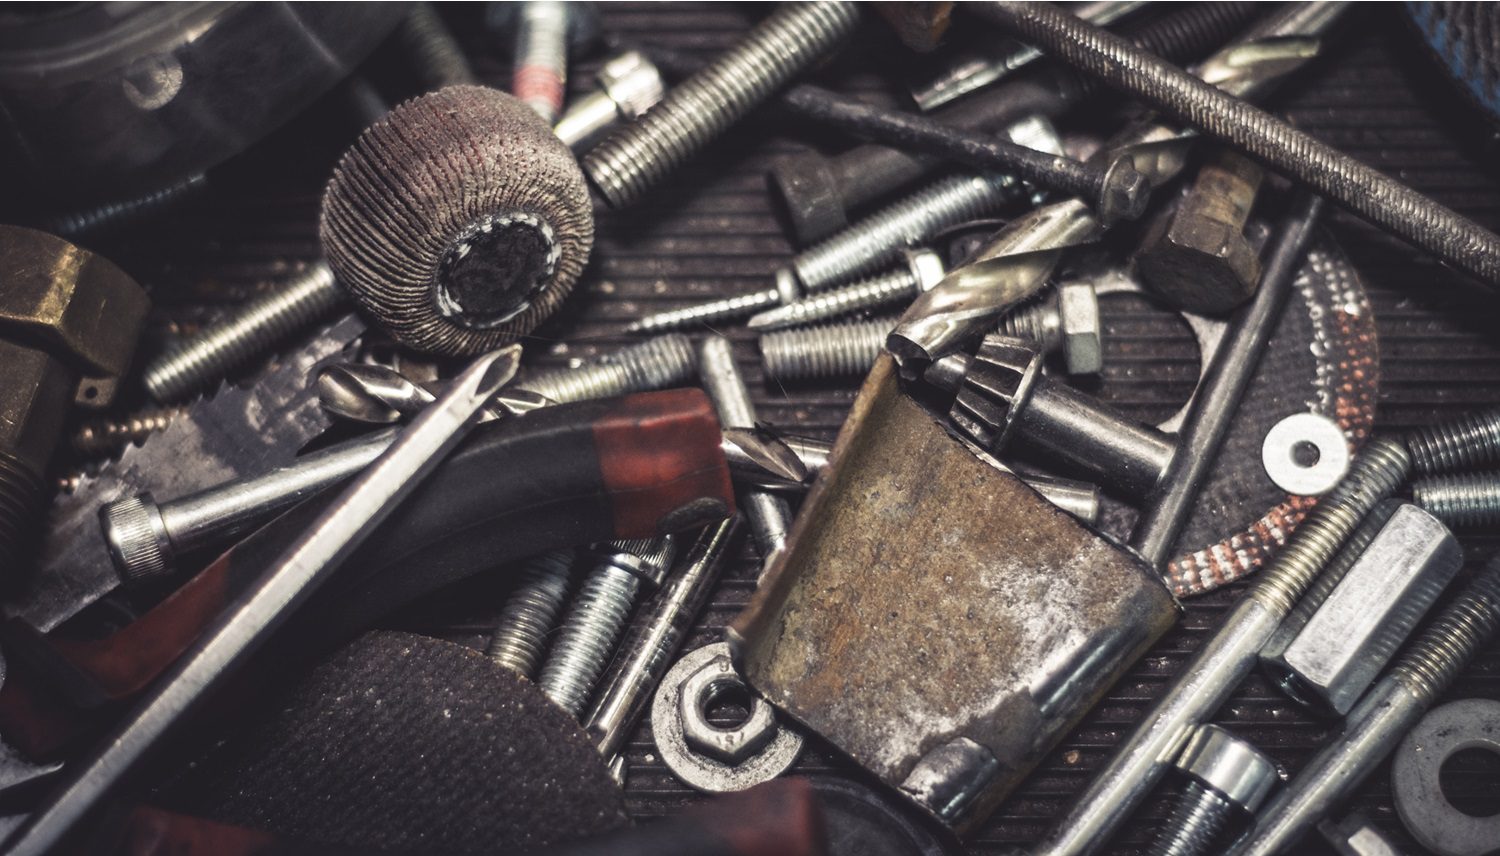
[1174,724,1281,812]
[597,50,664,120]
[904,248,946,292]
[1056,282,1102,375]
[1097,156,1150,225]
[677,654,779,765]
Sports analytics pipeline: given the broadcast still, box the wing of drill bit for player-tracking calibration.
[887,199,1102,376]
[12,314,367,632]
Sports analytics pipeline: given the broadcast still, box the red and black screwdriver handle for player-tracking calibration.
[0,388,736,759]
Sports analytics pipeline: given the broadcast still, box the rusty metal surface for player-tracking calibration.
[63,4,1500,854]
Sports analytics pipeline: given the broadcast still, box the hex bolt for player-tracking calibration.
[697,336,793,560]
[486,548,579,678]
[1412,471,1500,529]
[538,537,678,719]
[1148,725,1279,856]
[1404,408,1500,475]
[1228,554,1500,856]
[142,263,345,403]
[1031,434,1412,856]
[516,334,697,403]
[554,50,665,150]
[767,3,1262,244]
[584,2,860,208]
[71,406,187,457]
[510,1,571,122]
[748,249,945,332]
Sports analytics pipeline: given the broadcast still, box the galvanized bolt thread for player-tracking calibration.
[625,288,783,335]
[1405,408,1500,475]
[1389,554,1500,699]
[41,174,209,238]
[1148,781,1238,856]
[396,2,477,89]
[1248,437,1412,616]
[71,407,187,457]
[487,549,577,677]
[584,2,860,207]
[517,333,696,403]
[1412,472,1500,529]
[794,173,1021,291]
[750,267,916,331]
[997,292,1060,351]
[511,1,571,122]
[143,262,345,403]
[761,318,892,380]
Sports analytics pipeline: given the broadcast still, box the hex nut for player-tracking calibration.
[1056,281,1102,375]
[677,652,779,765]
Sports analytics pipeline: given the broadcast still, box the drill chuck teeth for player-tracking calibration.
[949,335,1044,451]
[101,493,171,584]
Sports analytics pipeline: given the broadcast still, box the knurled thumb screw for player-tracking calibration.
[538,537,678,718]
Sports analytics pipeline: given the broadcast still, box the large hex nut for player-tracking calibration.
[1056,281,1102,375]
[677,653,779,765]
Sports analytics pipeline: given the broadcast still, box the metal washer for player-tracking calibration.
[1261,412,1350,496]
[1393,698,1500,856]
[651,642,803,793]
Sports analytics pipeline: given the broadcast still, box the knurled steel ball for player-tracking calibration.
[320,85,593,356]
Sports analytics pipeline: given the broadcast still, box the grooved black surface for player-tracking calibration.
[70,4,1500,855]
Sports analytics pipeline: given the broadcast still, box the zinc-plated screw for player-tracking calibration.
[511,1,571,122]
[41,174,209,238]
[1412,471,1500,529]
[625,269,802,334]
[554,50,665,150]
[143,262,345,403]
[748,249,945,331]
[1148,725,1279,856]
[71,407,187,457]
[584,2,860,208]
[1151,782,1238,856]
[516,334,697,404]
[396,3,478,89]
[1405,408,1500,475]
[486,549,578,678]
[538,537,677,718]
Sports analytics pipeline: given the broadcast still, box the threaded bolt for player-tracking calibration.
[1412,471,1500,529]
[41,174,209,238]
[584,2,860,208]
[517,334,696,403]
[1390,553,1500,699]
[793,173,1023,291]
[71,407,187,457]
[1248,437,1412,616]
[625,279,790,335]
[396,3,477,89]
[1405,408,1500,475]
[1149,781,1238,856]
[487,549,577,678]
[749,249,945,332]
[538,537,677,718]
[143,262,345,403]
[511,1,571,122]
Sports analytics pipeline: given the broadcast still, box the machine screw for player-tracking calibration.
[40,174,209,238]
[747,249,944,331]
[538,537,678,718]
[516,333,697,403]
[486,548,578,678]
[71,407,187,457]
[1405,408,1500,475]
[1148,725,1279,856]
[510,1,571,122]
[584,1,860,208]
[143,262,345,403]
[395,3,477,89]
[1228,554,1500,856]
[625,269,801,335]
[1412,471,1500,529]
[554,50,665,150]
[697,336,792,560]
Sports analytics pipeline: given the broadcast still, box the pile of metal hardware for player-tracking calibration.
[0,2,1496,854]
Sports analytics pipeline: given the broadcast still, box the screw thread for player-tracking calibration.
[1405,408,1500,475]
[41,174,210,238]
[143,262,344,403]
[760,318,892,380]
[71,406,187,457]
[396,3,477,89]
[518,333,696,403]
[1250,437,1411,616]
[1391,555,1500,700]
[0,451,45,577]
[511,1,570,121]
[487,549,577,677]
[1148,781,1238,856]
[584,2,859,207]
[626,288,782,334]
[1412,472,1500,529]
[752,267,917,331]
[794,173,1021,291]
[996,296,1060,350]
[538,564,642,717]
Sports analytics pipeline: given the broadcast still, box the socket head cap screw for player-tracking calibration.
[101,493,171,584]
[948,335,1044,451]
[1057,281,1103,375]
[596,50,664,119]
[1174,724,1280,812]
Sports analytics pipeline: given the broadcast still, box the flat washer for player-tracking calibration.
[1261,412,1350,496]
[651,642,802,793]
[1392,698,1500,856]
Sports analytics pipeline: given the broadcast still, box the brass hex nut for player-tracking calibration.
[0,226,149,388]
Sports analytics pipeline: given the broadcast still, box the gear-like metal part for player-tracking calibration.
[948,335,1044,452]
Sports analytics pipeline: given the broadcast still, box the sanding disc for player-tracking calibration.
[155,631,628,854]
[321,85,594,356]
